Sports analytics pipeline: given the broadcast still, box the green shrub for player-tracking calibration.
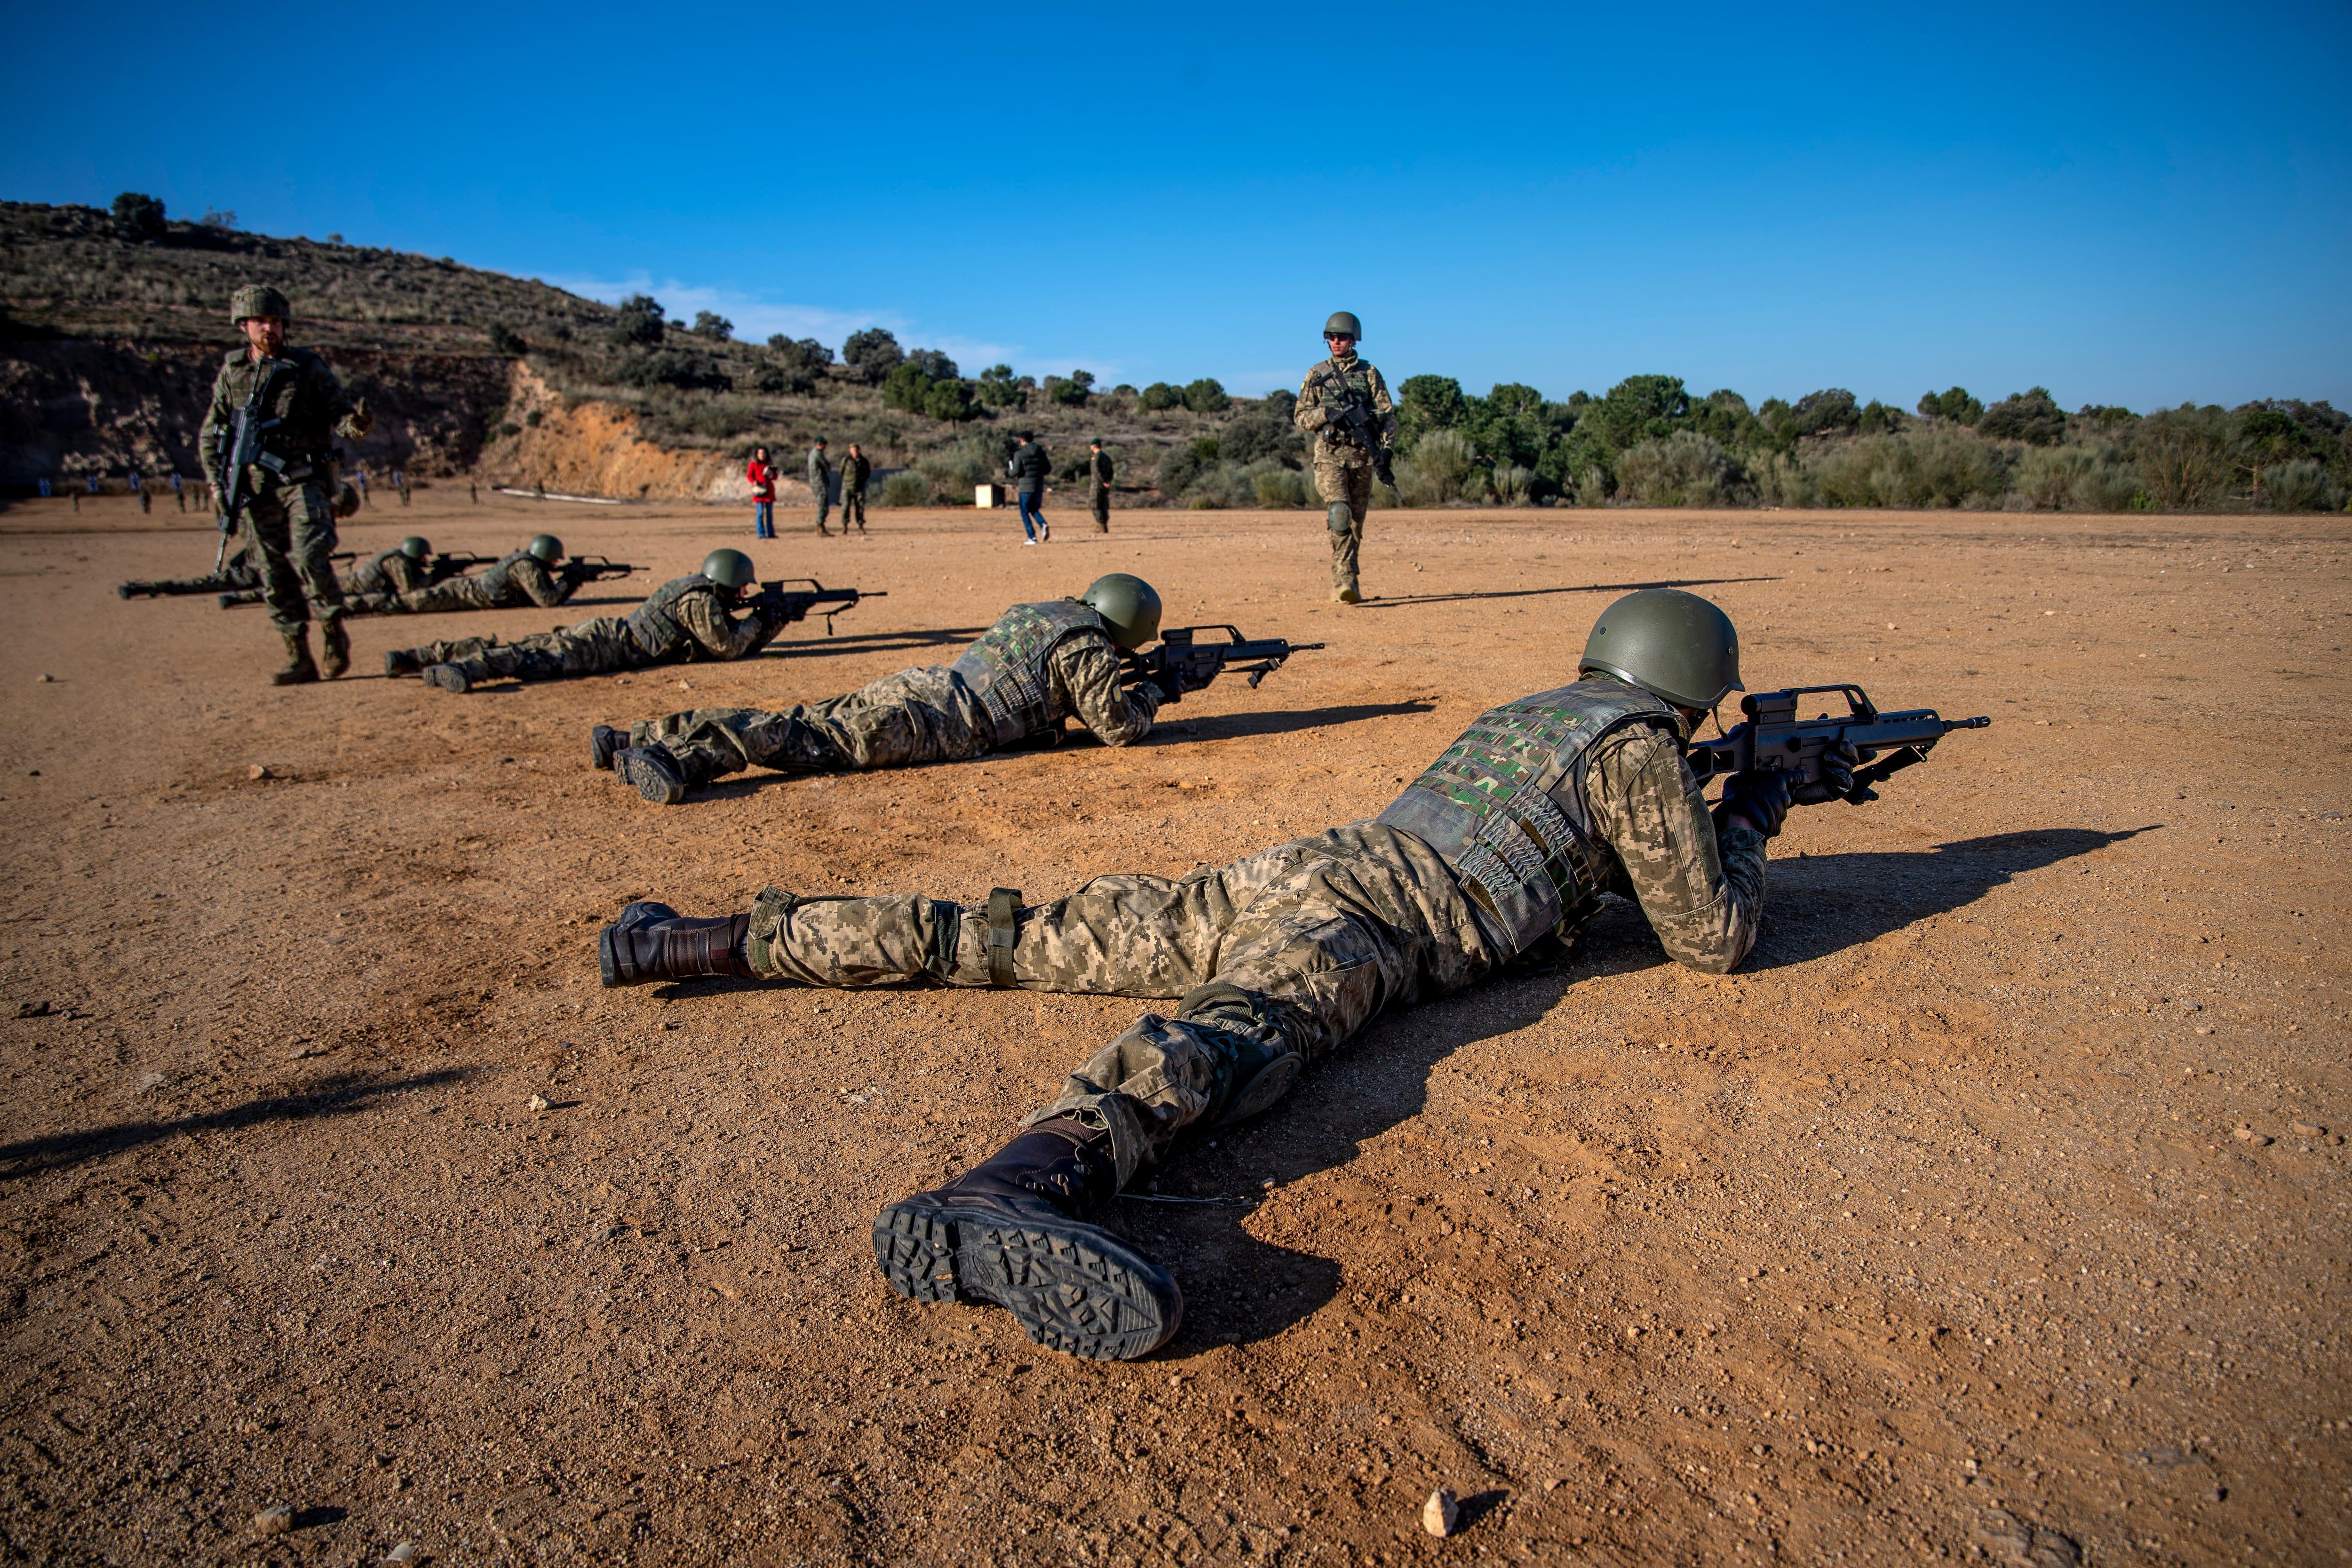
[690,311,734,341]
[1917,387,1984,424]
[488,322,525,355]
[1858,399,1905,434]
[111,192,165,240]
[1397,374,1469,438]
[2262,460,2340,511]
[1045,369,1094,407]
[610,294,666,347]
[2131,406,2230,508]
[842,327,903,384]
[1979,387,2067,446]
[2069,460,2145,512]
[1790,389,1861,438]
[1395,429,1480,506]
[882,362,932,414]
[1183,378,1229,414]
[907,348,959,381]
[1222,409,1300,465]
[976,364,1024,408]
[879,471,933,507]
[923,379,978,422]
[1811,430,2007,508]
[1752,451,1817,507]
[2010,445,2100,509]
[1492,464,1534,506]
[753,360,814,396]
[613,348,728,391]
[1138,382,1183,412]
[1155,442,1208,497]
[1614,431,1750,506]
[1253,467,1314,507]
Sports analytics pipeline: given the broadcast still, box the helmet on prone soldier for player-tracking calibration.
[526,534,564,563]
[399,536,431,559]
[701,548,757,591]
[1079,573,1162,650]
[1579,588,1742,711]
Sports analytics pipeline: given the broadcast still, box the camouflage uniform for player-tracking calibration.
[737,676,1765,1182]
[198,347,366,631]
[1089,448,1114,531]
[393,573,782,686]
[840,451,871,534]
[808,446,834,535]
[348,550,575,615]
[1292,353,1397,598]
[623,599,1162,790]
[219,545,427,607]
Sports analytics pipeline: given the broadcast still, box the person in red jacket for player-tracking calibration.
[747,446,778,539]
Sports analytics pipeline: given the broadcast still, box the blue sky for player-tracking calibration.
[8,0,2347,410]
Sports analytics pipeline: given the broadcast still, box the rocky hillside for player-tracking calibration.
[0,200,1256,501]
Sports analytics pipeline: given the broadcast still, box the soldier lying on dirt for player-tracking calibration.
[589,573,1168,805]
[593,589,1893,1361]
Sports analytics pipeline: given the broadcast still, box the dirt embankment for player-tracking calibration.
[469,362,741,502]
[0,335,514,485]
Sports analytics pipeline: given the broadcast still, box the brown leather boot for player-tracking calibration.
[597,901,755,987]
[271,626,318,686]
[318,613,350,679]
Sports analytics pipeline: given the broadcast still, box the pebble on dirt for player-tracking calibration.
[1422,1489,1459,1537]
[253,1504,294,1536]
[528,1093,551,1112]
[384,1543,417,1563]
[248,764,273,780]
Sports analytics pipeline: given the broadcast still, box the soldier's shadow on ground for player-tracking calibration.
[1139,701,1434,744]
[1352,575,1780,611]
[0,1068,472,1183]
[758,627,990,659]
[1124,823,2156,1355]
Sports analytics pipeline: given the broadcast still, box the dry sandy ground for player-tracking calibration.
[0,491,2345,1568]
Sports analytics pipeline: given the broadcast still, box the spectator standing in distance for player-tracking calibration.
[1088,440,1113,532]
[807,438,834,536]
[840,444,871,535]
[746,445,778,539]
[132,470,151,514]
[394,468,410,506]
[171,471,185,512]
[39,478,51,499]
[1009,431,1051,545]
[354,467,371,506]
[470,479,479,505]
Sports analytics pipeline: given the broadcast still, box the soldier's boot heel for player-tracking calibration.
[596,902,754,987]
[422,661,480,693]
[588,724,625,771]
[873,1118,1181,1362]
[271,627,319,686]
[384,649,422,677]
[318,615,350,679]
[614,746,689,804]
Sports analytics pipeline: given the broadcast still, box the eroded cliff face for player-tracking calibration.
[468,363,743,501]
[0,336,511,485]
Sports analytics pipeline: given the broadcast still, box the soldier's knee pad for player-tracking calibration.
[1175,982,1304,1127]
[1326,501,1354,535]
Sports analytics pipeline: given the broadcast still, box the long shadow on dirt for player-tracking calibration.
[1352,575,1780,611]
[1119,824,2156,1354]
[758,626,991,659]
[0,1068,472,1183]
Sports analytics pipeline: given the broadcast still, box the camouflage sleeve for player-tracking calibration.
[1055,634,1160,747]
[387,556,429,594]
[514,558,575,607]
[1293,366,1329,433]
[198,363,235,493]
[676,591,782,661]
[1368,365,1399,446]
[1585,724,1766,974]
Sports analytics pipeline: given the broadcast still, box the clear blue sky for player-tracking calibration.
[8,0,2347,411]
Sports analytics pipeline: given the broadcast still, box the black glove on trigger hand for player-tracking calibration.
[1792,740,1864,806]
[1714,770,1793,840]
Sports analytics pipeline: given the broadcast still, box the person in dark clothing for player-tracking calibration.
[1008,433,1051,545]
[1088,440,1114,532]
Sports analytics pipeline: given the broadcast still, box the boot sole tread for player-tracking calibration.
[873,1199,1180,1361]
[616,749,685,804]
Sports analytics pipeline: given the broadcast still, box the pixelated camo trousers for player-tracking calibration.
[744,821,1504,1185]
[244,482,346,629]
[1313,456,1371,592]
[630,666,993,786]
[403,616,644,681]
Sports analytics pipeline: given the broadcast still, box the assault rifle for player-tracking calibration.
[1324,393,1400,503]
[427,551,498,584]
[1685,685,1989,803]
[561,554,637,585]
[751,578,884,633]
[1123,625,1325,702]
[213,358,286,569]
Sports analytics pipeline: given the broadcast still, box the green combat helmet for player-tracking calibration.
[1580,588,1742,710]
[526,534,564,564]
[399,537,431,559]
[1323,310,1361,341]
[230,284,290,324]
[701,548,756,590]
[1080,573,1163,650]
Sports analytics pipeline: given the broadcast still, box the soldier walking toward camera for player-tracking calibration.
[200,284,373,684]
[1293,310,1396,605]
[808,438,834,536]
[1088,440,1113,532]
[348,534,580,616]
[841,444,871,535]
[593,574,1166,805]
[385,549,788,692]
[594,589,1880,1361]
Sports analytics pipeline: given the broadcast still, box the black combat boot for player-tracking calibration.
[384,649,421,677]
[589,724,625,771]
[318,613,350,679]
[272,626,318,686]
[614,745,687,805]
[423,661,482,693]
[597,901,755,987]
[874,1117,1182,1361]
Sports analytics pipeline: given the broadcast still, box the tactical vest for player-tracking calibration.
[949,600,1108,746]
[1375,679,1682,955]
[477,550,533,598]
[349,549,405,594]
[1311,357,1378,447]
[626,574,722,661]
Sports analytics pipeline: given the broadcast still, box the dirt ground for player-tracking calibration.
[0,489,2345,1567]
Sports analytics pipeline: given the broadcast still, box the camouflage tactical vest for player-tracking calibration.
[1375,680,1682,954]
[1311,356,1377,445]
[625,574,722,660]
[949,600,1108,746]
[348,548,404,595]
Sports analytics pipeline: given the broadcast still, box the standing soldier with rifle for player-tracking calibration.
[1292,310,1398,606]
[594,573,1192,804]
[199,284,373,683]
